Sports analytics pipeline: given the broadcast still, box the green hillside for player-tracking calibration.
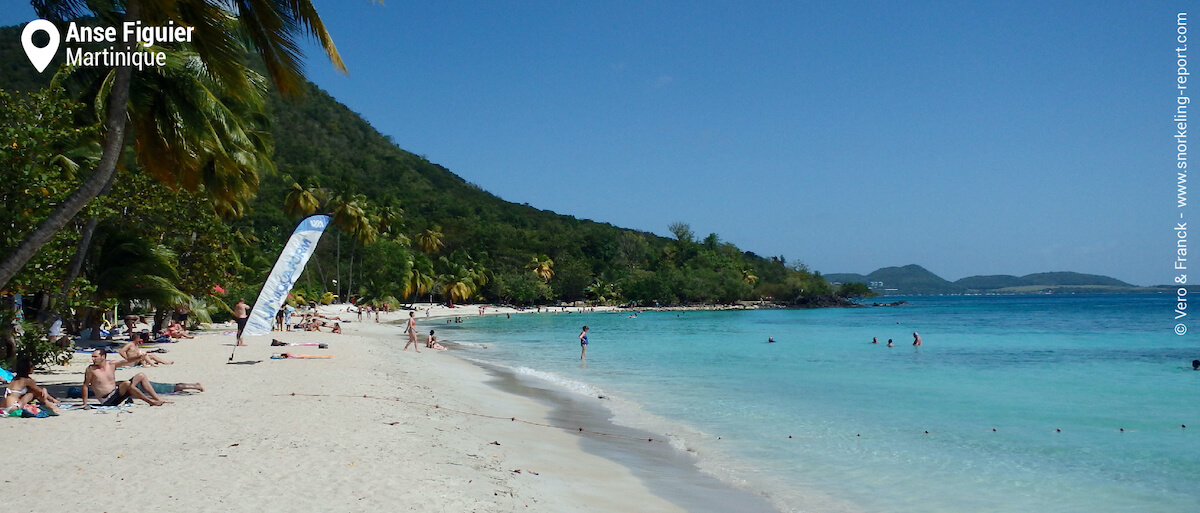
[0,23,847,308]
[954,275,1025,289]
[865,265,967,295]
[1018,272,1131,287]
[824,273,868,285]
[833,265,1152,295]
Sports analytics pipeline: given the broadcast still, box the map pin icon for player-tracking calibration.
[22,20,60,73]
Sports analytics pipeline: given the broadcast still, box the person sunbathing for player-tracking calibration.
[331,323,342,334]
[82,348,170,407]
[2,358,61,415]
[165,320,194,339]
[118,339,173,367]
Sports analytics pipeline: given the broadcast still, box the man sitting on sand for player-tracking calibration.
[118,338,173,367]
[82,348,201,407]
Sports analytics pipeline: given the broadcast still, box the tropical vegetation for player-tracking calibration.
[0,6,844,367]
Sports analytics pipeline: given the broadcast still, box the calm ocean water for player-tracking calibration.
[447,295,1199,512]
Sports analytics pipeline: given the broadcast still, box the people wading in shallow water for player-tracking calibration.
[913,332,922,347]
[579,326,589,360]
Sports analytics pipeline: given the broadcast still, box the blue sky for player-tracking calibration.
[2,2,1185,285]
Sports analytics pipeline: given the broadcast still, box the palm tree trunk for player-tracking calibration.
[55,217,98,302]
[0,7,136,292]
[335,231,341,301]
[347,238,355,303]
[313,250,327,294]
[53,166,119,314]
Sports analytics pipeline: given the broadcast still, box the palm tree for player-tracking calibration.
[436,253,492,306]
[405,254,436,306]
[326,193,375,300]
[417,225,446,255]
[90,229,190,314]
[284,181,322,219]
[0,0,349,290]
[527,255,555,282]
[44,44,270,314]
[741,267,759,286]
[585,278,619,303]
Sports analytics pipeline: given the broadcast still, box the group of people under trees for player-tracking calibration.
[4,346,203,416]
[3,302,208,417]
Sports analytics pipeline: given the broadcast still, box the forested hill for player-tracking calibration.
[254,79,654,273]
[1,23,846,306]
[827,266,1159,295]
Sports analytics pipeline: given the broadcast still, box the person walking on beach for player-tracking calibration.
[579,326,589,360]
[912,332,922,347]
[403,311,420,352]
[233,299,250,346]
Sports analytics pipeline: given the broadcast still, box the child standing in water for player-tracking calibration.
[579,326,589,360]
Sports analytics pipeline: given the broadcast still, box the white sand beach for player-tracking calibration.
[0,304,702,512]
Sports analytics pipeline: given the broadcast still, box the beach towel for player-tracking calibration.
[270,340,329,348]
[0,367,13,382]
[270,353,333,359]
[60,404,130,412]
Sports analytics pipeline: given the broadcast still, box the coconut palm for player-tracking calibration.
[585,278,620,303]
[0,0,349,290]
[284,181,322,219]
[741,267,759,285]
[90,229,189,310]
[417,225,446,255]
[436,252,491,305]
[374,200,403,239]
[527,255,555,282]
[405,254,436,305]
[326,193,375,300]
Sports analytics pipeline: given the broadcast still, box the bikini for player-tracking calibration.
[4,385,29,398]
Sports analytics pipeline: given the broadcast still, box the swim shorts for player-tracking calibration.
[235,317,248,334]
[98,387,130,407]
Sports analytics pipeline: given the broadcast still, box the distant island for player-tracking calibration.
[825,265,1173,296]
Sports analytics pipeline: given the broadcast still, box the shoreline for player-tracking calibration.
[469,359,780,513]
[1,303,780,512]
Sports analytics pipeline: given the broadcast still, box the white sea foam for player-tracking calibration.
[510,366,604,397]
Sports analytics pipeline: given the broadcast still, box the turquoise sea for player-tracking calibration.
[447,295,1199,512]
